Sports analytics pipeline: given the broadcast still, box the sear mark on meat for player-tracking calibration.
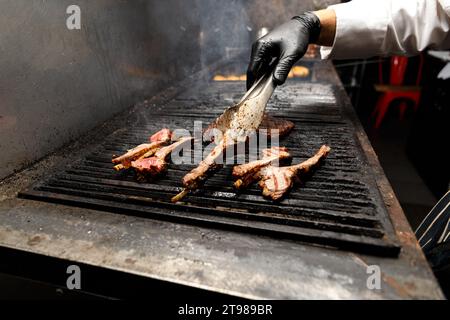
[172,135,236,203]
[131,136,193,181]
[259,145,331,201]
[112,141,166,170]
[232,146,292,190]
[257,114,295,137]
[112,128,172,170]
[150,128,172,143]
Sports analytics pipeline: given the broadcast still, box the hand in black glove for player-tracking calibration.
[246,12,321,89]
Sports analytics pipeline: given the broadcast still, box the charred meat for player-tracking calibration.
[131,157,167,178]
[112,141,166,170]
[205,113,294,139]
[232,146,292,189]
[259,145,331,201]
[172,109,295,202]
[150,128,171,143]
[173,123,295,202]
[131,136,193,180]
[112,128,172,170]
[172,135,235,202]
[257,114,295,138]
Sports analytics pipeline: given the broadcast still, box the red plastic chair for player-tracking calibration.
[371,54,424,129]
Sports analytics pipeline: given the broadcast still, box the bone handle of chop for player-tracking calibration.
[114,164,125,171]
[171,188,190,203]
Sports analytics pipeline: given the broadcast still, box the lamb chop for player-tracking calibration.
[112,128,172,171]
[112,142,165,171]
[232,146,292,190]
[149,128,171,143]
[259,145,331,201]
[131,136,193,180]
[171,135,235,202]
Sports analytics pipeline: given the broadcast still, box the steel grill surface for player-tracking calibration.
[19,77,400,256]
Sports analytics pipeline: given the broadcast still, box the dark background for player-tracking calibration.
[335,55,449,229]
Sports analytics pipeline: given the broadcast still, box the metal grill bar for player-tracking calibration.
[19,78,400,256]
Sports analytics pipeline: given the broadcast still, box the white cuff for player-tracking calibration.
[320,1,390,60]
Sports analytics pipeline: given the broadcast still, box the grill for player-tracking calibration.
[19,63,400,257]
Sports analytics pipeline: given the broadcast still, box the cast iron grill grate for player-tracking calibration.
[19,80,400,256]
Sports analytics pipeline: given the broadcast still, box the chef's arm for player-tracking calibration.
[246,10,336,89]
[313,9,336,47]
[247,0,450,88]
[321,0,450,59]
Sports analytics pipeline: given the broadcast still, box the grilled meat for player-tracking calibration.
[259,145,331,201]
[172,114,295,202]
[131,136,193,180]
[150,128,172,143]
[172,135,235,202]
[232,146,292,189]
[112,141,166,170]
[205,113,294,139]
[172,120,295,202]
[131,157,167,177]
[112,128,172,170]
[258,114,295,137]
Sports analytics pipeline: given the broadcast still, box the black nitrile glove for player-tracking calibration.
[246,12,321,89]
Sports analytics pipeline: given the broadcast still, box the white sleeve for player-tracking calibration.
[320,0,450,59]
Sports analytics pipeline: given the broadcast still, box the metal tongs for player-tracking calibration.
[171,65,278,203]
[212,65,277,140]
